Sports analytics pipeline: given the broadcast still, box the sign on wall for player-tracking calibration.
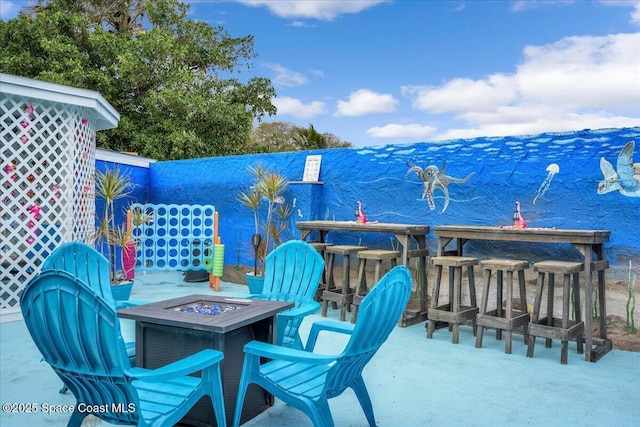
[302,155,322,182]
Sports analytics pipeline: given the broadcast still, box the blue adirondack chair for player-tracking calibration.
[253,240,325,349]
[42,241,140,309]
[20,270,227,427]
[233,265,412,427]
[42,241,139,393]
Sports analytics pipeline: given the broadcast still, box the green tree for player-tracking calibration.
[293,124,352,150]
[0,0,277,160]
[248,122,352,153]
[248,122,299,153]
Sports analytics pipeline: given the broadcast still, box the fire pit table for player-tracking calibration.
[118,294,293,427]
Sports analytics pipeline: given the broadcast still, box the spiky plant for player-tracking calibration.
[94,166,133,284]
[237,165,290,275]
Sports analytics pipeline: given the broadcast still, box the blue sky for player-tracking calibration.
[2,0,639,147]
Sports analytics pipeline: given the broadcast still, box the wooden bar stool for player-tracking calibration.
[427,256,478,344]
[322,245,367,321]
[475,259,530,354]
[351,249,401,323]
[409,249,430,315]
[527,260,585,364]
[309,242,334,301]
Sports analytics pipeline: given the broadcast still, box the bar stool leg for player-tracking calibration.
[475,268,492,349]
[351,258,367,324]
[597,268,607,342]
[419,255,427,314]
[448,266,455,332]
[561,273,571,365]
[495,270,503,341]
[527,272,546,358]
[468,265,478,336]
[545,273,555,348]
[452,266,461,344]
[322,253,335,317]
[339,254,352,321]
[504,270,514,354]
[427,264,443,339]
[518,269,529,343]
[572,272,583,354]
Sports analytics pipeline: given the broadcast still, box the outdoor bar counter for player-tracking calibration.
[297,220,430,325]
[434,225,612,362]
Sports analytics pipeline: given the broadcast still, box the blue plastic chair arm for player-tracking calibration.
[306,320,355,352]
[115,300,144,309]
[278,301,320,319]
[127,349,223,381]
[244,341,336,364]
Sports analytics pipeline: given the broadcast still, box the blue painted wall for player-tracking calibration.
[123,127,639,278]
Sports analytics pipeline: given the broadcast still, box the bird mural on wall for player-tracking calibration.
[598,141,640,197]
[405,160,475,213]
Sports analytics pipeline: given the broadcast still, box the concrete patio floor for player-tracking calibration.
[1,271,639,426]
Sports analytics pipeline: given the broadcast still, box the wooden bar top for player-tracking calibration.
[434,225,610,245]
[297,220,430,235]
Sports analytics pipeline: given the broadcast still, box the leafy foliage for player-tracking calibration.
[93,166,133,283]
[249,122,352,153]
[0,0,277,160]
[236,165,292,274]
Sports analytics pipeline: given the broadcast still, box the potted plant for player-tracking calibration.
[94,166,136,300]
[237,165,292,293]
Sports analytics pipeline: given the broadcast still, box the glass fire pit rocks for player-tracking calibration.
[175,300,239,316]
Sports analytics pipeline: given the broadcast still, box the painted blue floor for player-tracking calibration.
[1,271,639,426]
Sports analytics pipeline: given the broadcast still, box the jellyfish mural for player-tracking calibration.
[533,163,559,205]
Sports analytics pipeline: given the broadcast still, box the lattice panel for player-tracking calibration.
[130,203,216,271]
[1,94,95,311]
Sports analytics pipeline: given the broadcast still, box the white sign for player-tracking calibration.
[302,155,322,182]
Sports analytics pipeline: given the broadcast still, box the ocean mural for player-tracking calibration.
[405,160,475,213]
[533,163,559,206]
[597,140,640,197]
[124,126,640,278]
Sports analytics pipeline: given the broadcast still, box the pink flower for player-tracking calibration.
[3,164,16,173]
[81,118,88,125]
[84,185,90,192]
[23,104,35,120]
[27,237,35,244]
[21,121,29,128]
[20,135,29,144]
[28,205,42,220]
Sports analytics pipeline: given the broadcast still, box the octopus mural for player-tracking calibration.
[405,160,474,213]
[598,141,640,197]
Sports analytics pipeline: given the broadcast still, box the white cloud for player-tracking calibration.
[516,33,640,110]
[402,32,640,141]
[262,63,308,87]
[632,1,640,25]
[367,123,437,139]
[437,108,640,141]
[510,0,575,13]
[402,74,517,113]
[0,1,20,20]
[596,1,640,27]
[273,96,326,118]
[335,89,398,116]
[237,0,390,21]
